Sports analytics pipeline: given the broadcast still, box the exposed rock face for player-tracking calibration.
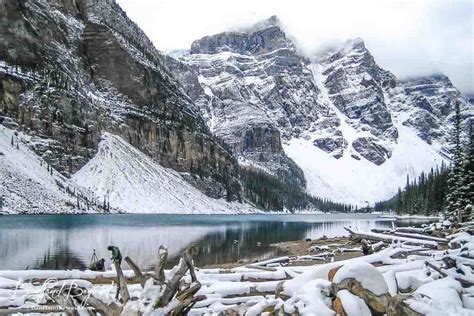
[388,74,473,150]
[0,0,241,201]
[167,18,472,205]
[165,16,325,186]
[313,131,347,159]
[352,137,392,166]
[320,39,396,140]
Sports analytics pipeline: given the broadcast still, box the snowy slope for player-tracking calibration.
[72,133,255,214]
[167,19,468,207]
[0,126,97,214]
[284,123,446,206]
[283,63,448,206]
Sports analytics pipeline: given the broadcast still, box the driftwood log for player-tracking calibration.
[425,261,474,287]
[154,245,201,314]
[154,245,168,283]
[124,256,146,288]
[113,260,130,303]
[345,227,439,249]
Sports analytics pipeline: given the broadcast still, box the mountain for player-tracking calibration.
[0,0,246,213]
[72,133,253,214]
[1,1,471,213]
[166,16,473,206]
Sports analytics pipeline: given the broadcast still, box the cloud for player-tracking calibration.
[116,0,473,93]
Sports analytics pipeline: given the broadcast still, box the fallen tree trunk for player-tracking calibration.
[345,227,439,249]
[245,264,277,272]
[392,232,448,244]
[0,307,64,315]
[393,227,426,234]
[425,261,474,287]
[71,288,123,316]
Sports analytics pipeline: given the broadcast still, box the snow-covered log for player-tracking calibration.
[425,261,474,287]
[392,232,448,244]
[345,227,439,248]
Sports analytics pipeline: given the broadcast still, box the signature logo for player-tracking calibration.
[7,278,115,311]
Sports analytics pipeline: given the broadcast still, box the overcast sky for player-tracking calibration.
[116,0,473,94]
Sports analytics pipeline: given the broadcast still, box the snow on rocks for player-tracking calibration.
[405,277,474,315]
[335,289,371,316]
[0,126,100,214]
[333,261,388,296]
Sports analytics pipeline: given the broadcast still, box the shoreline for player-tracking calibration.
[0,222,471,315]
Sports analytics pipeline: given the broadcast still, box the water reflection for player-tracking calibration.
[0,214,393,270]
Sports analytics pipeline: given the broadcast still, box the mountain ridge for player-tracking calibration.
[166,16,473,206]
[1,3,471,212]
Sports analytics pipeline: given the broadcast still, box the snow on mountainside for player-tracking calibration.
[0,125,99,214]
[0,0,244,215]
[166,17,472,206]
[72,133,255,214]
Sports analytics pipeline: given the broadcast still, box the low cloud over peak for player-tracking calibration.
[117,0,473,94]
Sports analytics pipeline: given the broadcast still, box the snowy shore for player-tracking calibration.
[0,219,472,315]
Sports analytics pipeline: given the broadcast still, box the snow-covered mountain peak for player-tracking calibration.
[166,18,472,206]
[190,17,293,56]
[237,15,282,33]
[342,37,366,52]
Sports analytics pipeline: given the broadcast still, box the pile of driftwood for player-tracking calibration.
[1,220,473,315]
[3,246,203,316]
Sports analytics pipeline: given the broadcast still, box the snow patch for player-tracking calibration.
[72,133,254,214]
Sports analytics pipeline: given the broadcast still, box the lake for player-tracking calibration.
[0,214,395,270]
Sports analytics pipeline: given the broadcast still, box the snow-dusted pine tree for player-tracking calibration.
[446,100,464,215]
[459,122,474,219]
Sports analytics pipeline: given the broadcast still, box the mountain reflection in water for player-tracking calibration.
[0,214,393,270]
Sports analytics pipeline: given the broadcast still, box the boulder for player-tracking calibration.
[333,262,391,314]
[336,289,371,316]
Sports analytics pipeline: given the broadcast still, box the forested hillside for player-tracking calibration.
[375,103,473,215]
[241,167,354,212]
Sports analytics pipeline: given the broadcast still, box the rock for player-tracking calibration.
[336,289,372,316]
[321,38,396,139]
[313,132,347,155]
[0,0,241,201]
[320,235,328,240]
[333,262,391,314]
[352,137,391,165]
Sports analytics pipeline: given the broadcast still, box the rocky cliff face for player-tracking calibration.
[388,75,472,151]
[0,0,241,203]
[167,17,472,205]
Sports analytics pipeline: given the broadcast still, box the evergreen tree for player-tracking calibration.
[458,122,474,208]
[446,100,466,214]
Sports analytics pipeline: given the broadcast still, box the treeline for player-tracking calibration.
[374,164,450,214]
[375,101,473,215]
[445,103,474,215]
[240,167,354,213]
